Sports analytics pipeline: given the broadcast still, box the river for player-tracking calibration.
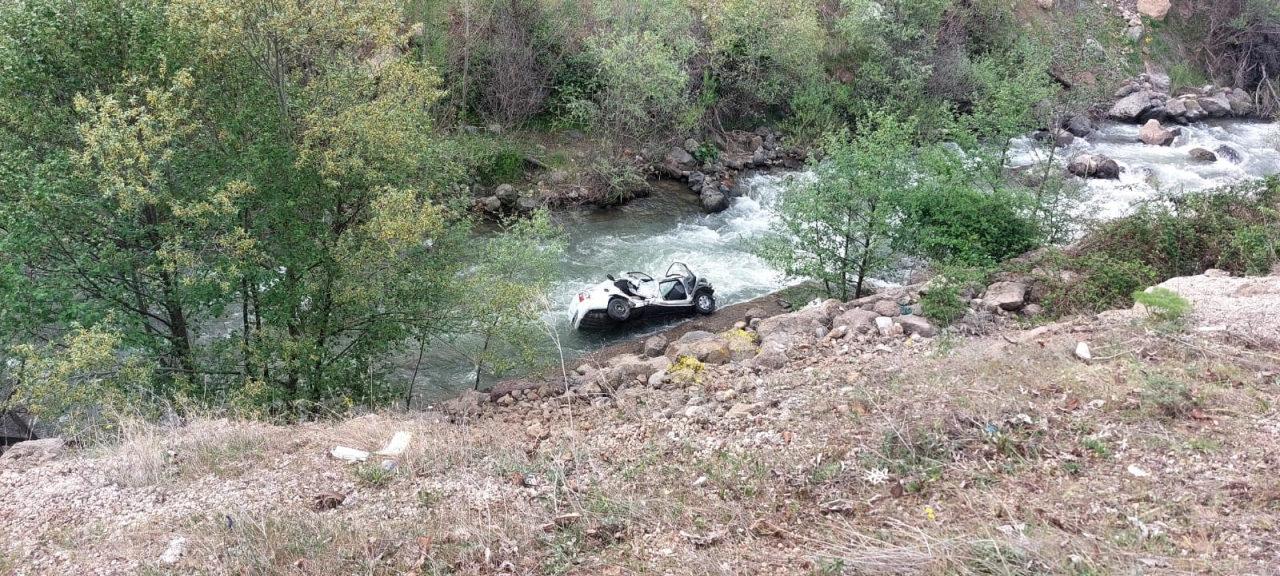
[409,119,1279,402]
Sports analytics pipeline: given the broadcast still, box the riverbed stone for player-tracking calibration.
[1139,119,1177,146]
[1067,154,1121,179]
[1108,90,1159,122]
[1189,148,1217,162]
[1215,145,1243,164]
[643,335,669,358]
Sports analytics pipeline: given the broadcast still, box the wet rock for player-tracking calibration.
[700,184,729,213]
[1138,119,1178,146]
[1189,148,1217,162]
[1064,114,1093,137]
[1067,154,1121,179]
[1215,145,1243,164]
[984,281,1028,311]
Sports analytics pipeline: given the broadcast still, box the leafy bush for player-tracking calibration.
[587,156,646,206]
[1132,287,1192,324]
[1076,180,1279,279]
[899,183,1041,267]
[920,266,989,326]
[1039,253,1158,316]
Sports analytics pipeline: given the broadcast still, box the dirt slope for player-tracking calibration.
[2,271,1278,575]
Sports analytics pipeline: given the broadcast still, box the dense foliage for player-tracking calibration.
[0,0,564,431]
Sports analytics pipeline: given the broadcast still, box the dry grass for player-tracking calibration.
[4,311,1279,575]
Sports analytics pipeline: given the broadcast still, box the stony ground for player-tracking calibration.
[2,271,1278,576]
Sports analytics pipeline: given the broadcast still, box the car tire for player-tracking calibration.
[606,297,632,321]
[694,291,716,315]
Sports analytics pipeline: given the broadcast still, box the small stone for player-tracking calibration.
[1075,341,1093,362]
[714,389,738,403]
[159,536,187,565]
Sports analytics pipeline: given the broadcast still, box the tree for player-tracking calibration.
[757,112,916,300]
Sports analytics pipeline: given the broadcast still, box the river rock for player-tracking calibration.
[1137,0,1170,20]
[700,184,729,213]
[1067,154,1121,179]
[1199,92,1233,117]
[744,306,768,324]
[1226,88,1255,117]
[1215,145,1243,164]
[666,146,695,168]
[1163,97,1187,121]
[984,281,1028,311]
[1108,90,1161,122]
[1064,114,1093,137]
[481,196,502,213]
[1138,119,1177,146]
[1189,148,1217,162]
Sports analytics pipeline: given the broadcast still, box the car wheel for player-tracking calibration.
[694,291,716,315]
[606,297,632,321]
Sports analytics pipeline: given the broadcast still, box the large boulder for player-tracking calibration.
[643,335,669,358]
[1064,114,1093,138]
[700,184,729,213]
[1189,148,1218,162]
[0,438,65,466]
[1108,90,1161,122]
[984,281,1028,311]
[1138,119,1178,146]
[1137,0,1170,20]
[665,146,695,168]
[1199,92,1233,117]
[1067,154,1121,179]
[665,331,732,365]
[607,354,672,386]
[494,184,518,205]
[833,308,880,334]
[756,300,841,343]
[895,315,937,338]
[1226,88,1255,117]
[752,340,789,370]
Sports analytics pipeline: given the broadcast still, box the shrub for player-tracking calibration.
[899,183,1041,267]
[1040,253,1158,316]
[1132,287,1192,324]
[1142,374,1198,419]
[921,266,989,326]
[587,156,646,206]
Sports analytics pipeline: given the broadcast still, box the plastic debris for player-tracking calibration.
[330,446,370,462]
[375,431,412,457]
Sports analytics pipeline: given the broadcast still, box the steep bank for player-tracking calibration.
[3,269,1277,574]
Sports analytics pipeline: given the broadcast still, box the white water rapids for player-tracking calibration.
[411,120,1279,399]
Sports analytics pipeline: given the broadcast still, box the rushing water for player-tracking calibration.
[1008,120,1280,218]
[407,175,798,400]
[406,120,1280,401]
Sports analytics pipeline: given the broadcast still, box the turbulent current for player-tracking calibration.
[411,120,1279,400]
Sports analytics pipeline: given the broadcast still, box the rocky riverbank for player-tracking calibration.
[4,268,1277,574]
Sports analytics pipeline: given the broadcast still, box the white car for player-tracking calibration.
[570,262,716,330]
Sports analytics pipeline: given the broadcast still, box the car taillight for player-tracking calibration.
[577,293,585,302]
